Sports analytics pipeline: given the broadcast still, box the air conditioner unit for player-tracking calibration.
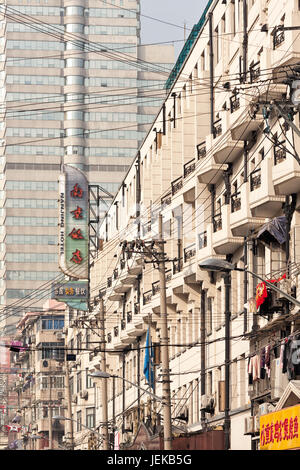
[254,415,261,433]
[244,416,255,435]
[80,390,88,400]
[271,358,289,400]
[200,394,215,413]
[56,332,64,340]
[258,402,274,416]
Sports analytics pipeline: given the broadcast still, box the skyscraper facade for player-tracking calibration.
[0,0,174,334]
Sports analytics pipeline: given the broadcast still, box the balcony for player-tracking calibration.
[143,289,152,305]
[212,204,244,255]
[250,168,261,192]
[161,192,172,209]
[230,182,266,237]
[212,135,244,164]
[230,93,240,113]
[165,269,172,283]
[213,118,222,139]
[274,145,286,166]
[184,243,196,263]
[249,156,285,217]
[152,280,160,296]
[171,176,183,196]
[272,152,300,195]
[197,156,228,184]
[183,159,195,178]
[197,225,216,263]
[250,62,260,83]
[111,325,126,350]
[197,141,206,160]
[173,257,183,275]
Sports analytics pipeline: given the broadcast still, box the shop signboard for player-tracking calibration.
[260,404,300,450]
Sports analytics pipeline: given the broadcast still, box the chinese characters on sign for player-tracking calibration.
[58,165,88,279]
[260,405,300,450]
[52,281,88,311]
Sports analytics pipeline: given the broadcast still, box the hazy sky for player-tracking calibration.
[141,0,208,59]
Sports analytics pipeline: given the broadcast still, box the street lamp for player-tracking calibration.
[89,371,164,403]
[199,258,231,451]
[52,415,101,450]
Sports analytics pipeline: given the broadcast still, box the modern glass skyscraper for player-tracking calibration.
[0,0,174,334]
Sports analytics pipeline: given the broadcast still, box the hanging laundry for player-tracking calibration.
[260,347,266,379]
[265,345,271,379]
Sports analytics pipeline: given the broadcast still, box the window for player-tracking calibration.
[41,316,64,330]
[77,372,82,393]
[207,297,213,335]
[86,368,93,389]
[76,411,82,432]
[86,407,95,429]
[40,342,64,360]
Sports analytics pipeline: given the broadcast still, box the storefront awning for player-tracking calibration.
[256,216,286,245]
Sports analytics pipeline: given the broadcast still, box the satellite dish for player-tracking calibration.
[42,360,48,368]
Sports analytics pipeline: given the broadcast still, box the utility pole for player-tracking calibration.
[64,360,74,450]
[157,214,172,451]
[49,376,53,450]
[99,295,109,450]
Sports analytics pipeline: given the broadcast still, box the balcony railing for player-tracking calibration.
[173,258,183,274]
[134,302,140,315]
[231,192,241,213]
[171,176,183,195]
[183,158,195,178]
[161,192,172,208]
[142,220,151,236]
[143,289,153,305]
[250,168,261,191]
[213,119,222,139]
[184,243,196,262]
[230,94,240,113]
[107,277,112,288]
[165,269,172,283]
[273,29,285,49]
[120,258,126,270]
[121,319,126,330]
[107,333,112,344]
[197,141,206,160]
[114,326,119,337]
[250,62,260,83]
[152,281,160,296]
[198,231,207,249]
[274,145,286,165]
[213,213,222,232]
[127,311,132,323]
[113,268,118,280]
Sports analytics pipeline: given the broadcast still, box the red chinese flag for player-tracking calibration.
[256,281,268,309]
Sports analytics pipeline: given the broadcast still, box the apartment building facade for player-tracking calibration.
[0,0,174,335]
[4,300,67,450]
[61,0,300,450]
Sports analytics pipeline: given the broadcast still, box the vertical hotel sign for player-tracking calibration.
[59,164,88,280]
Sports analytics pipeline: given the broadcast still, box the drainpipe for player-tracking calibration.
[209,12,214,135]
[243,238,248,335]
[242,0,248,83]
[136,152,141,239]
[283,194,297,314]
[200,288,206,427]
